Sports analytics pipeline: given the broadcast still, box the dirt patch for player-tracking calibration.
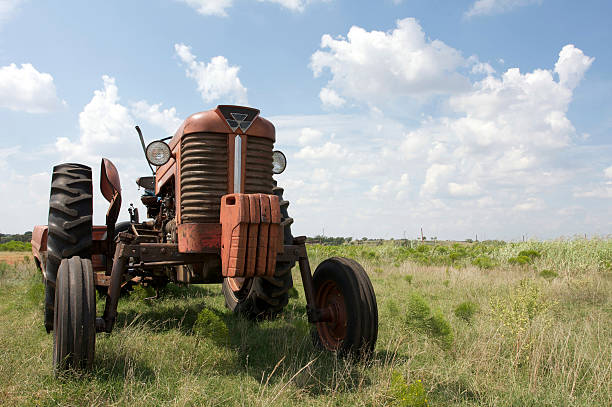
[0,252,32,265]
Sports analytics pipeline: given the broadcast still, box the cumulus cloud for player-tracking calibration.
[298,127,323,145]
[176,0,233,17]
[53,76,183,225]
[554,44,595,90]
[319,87,345,108]
[413,45,592,200]
[0,63,64,113]
[367,173,409,200]
[175,43,247,105]
[465,0,541,18]
[56,75,134,162]
[295,141,347,160]
[310,18,469,107]
[131,100,182,136]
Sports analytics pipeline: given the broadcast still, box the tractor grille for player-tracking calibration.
[180,133,228,223]
[245,136,274,194]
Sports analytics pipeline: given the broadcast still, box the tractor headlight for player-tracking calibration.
[272,150,287,174]
[145,141,171,166]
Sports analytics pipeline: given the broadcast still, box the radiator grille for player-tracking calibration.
[245,136,274,194]
[180,133,228,223]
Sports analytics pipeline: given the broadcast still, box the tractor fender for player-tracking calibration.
[100,158,121,202]
[31,225,48,276]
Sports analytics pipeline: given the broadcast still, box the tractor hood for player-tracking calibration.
[168,105,275,151]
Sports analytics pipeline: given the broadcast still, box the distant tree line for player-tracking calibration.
[306,235,353,245]
[0,231,32,244]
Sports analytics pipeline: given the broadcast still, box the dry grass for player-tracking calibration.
[0,242,610,406]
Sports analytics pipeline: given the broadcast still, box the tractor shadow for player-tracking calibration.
[113,283,220,333]
[104,283,379,396]
[218,302,378,397]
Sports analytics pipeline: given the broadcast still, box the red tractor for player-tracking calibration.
[31,105,378,373]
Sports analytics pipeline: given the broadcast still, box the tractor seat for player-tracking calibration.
[136,176,155,191]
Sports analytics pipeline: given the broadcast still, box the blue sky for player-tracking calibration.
[1,0,611,240]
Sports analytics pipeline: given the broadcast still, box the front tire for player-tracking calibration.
[45,163,93,332]
[53,256,96,374]
[222,185,295,319]
[312,257,378,358]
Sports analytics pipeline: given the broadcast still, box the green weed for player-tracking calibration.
[538,269,558,280]
[454,301,478,322]
[390,370,429,407]
[192,308,229,344]
[405,292,454,349]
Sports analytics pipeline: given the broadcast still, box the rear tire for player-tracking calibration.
[222,184,295,319]
[53,256,96,374]
[45,163,93,333]
[312,257,378,358]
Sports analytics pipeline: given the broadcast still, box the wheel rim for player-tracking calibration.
[226,277,253,302]
[315,280,347,351]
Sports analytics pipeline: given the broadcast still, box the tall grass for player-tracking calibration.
[0,240,610,406]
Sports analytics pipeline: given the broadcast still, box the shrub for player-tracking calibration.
[472,255,496,269]
[454,301,478,322]
[428,311,454,349]
[490,279,554,337]
[538,269,558,280]
[508,255,531,266]
[192,308,229,344]
[405,292,454,349]
[405,292,431,325]
[0,240,31,251]
[390,370,429,407]
[518,249,541,260]
[404,274,413,285]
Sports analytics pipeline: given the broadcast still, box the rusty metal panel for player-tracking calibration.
[177,223,221,253]
[244,136,274,194]
[245,195,260,277]
[180,132,228,224]
[257,194,271,276]
[220,193,281,278]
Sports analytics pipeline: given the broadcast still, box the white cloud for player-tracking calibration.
[256,0,308,12]
[295,141,347,160]
[56,75,134,163]
[176,0,232,17]
[471,61,496,75]
[513,197,545,211]
[298,127,323,145]
[310,18,469,107]
[367,173,409,200]
[554,44,594,90]
[175,43,247,105]
[0,0,24,27]
[465,0,541,18]
[448,182,482,197]
[0,63,64,113]
[53,76,182,226]
[319,87,345,108]
[604,166,612,179]
[131,100,182,136]
[178,0,325,16]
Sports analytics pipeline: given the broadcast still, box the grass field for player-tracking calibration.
[0,241,610,406]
